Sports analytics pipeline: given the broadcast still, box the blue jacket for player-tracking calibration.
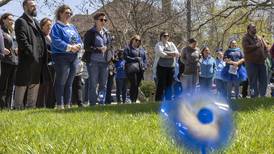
[200,56,216,78]
[124,45,147,71]
[50,21,82,54]
[115,59,126,79]
[214,58,226,80]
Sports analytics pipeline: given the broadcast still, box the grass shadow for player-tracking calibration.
[27,102,161,115]
[230,97,274,112]
[22,97,274,115]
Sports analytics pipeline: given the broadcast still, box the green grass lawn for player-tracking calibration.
[0,98,273,154]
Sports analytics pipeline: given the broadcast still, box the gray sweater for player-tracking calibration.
[180,46,200,74]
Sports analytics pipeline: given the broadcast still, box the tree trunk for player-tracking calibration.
[162,0,171,16]
[0,0,12,7]
[186,0,191,40]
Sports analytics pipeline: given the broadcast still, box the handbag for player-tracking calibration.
[125,62,140,74]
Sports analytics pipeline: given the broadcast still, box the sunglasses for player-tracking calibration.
[99,18,107,22]
[64,12,72,16]
[134,39,141,42]
[163,35,169,37]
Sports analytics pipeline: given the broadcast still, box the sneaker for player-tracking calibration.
[56,105,64,110]
[65,105,71,109]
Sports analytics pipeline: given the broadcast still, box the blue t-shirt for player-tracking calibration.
[224,48,244,65]
[51,21,82,54]
[115,59,126,79]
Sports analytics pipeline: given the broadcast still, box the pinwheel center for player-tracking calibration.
[197,108,213,124]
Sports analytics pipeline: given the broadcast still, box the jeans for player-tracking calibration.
[215,79,227,98]
[246,62,267,97]
[227,80,240,101]
[87,61,108,105]
[53,54,78,106]
[127,72,143,103]
[116,78,127,103]
[182,74,198,94]
[155,65,174,101]
[199,77,213,91]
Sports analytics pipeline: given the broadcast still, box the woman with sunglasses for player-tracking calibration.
[51,5,82,109]
[154,32,179,101]
[83,12,112,106]
[124,35,147,103]
[0,13,18,108]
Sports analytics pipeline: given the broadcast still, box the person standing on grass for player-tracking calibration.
[180,38,200,94]
[242,24,269,98]
[14,0,50,109]
[115,49,127,104]
[36,18,55,108]
[0,13,18,109]
[221,40,247,101]
[124,35,147,103]
[154,32,179,101]
[199,47,216,91]
[51,5,82,109]
[214,48,227,98]
[83,12,112,106]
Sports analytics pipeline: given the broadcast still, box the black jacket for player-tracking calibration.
[15,13,50,86]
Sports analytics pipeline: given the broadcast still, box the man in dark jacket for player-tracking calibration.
[13,0,49,109]
[242,23,268,98]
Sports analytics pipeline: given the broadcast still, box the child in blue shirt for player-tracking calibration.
[199,47,216,91]
[115,50,127,104]
[214,49,227,98]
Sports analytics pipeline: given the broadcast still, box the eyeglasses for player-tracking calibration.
[99,18,107,22]
[163,35,169,37]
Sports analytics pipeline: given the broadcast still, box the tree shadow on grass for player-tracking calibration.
[230,97,274,112]
[28,102,161,115]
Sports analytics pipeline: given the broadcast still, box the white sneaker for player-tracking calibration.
[56,105,64,110]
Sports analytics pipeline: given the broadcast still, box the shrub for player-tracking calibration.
[140,80,156,99]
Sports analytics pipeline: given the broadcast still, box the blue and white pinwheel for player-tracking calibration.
[160,93,234,154]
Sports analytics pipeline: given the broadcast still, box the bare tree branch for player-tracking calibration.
[0,0,12,7]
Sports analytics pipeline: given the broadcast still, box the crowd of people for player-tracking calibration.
[0,0,273,110]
